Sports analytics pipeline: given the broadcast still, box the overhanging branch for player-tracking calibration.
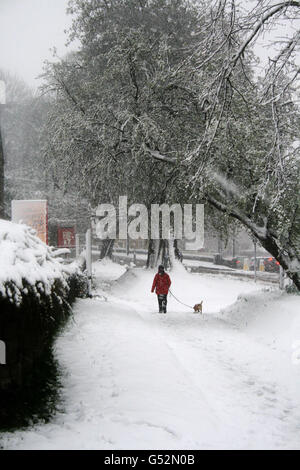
[143,144,177,164]
[205,194,269,242]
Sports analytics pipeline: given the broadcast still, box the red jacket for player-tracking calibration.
[151,272,171,295]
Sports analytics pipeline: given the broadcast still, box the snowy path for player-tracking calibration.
[1,261,300,449]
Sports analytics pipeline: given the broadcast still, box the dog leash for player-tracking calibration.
[169,289,194,310]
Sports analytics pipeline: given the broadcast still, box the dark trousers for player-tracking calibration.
[157,294,167,313]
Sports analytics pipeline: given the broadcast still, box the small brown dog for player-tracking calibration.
[193,301,203,314]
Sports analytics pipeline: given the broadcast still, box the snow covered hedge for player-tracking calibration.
[0,220,88,399]
[0,220,82,306]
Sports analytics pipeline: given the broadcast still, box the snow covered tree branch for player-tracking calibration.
[41,0,300,289]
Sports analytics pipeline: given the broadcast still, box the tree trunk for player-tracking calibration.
[155,239,171,269]
[172,239,183,265]
[260,233,300,291]
[146,239,155,268]
[100,239,115,259]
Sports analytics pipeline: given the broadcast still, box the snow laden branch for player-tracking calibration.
[143,144,177,164]
[230,1,300,74]
[204,171,300,290]
[190,0,300,152]
[145,136,300,289]
[41,0,300,290]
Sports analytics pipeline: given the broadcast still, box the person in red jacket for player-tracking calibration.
[151,264,171,313]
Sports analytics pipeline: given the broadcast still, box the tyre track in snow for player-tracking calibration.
[99,292,300,449]
[146,310,300,450]
[105,268,300,450]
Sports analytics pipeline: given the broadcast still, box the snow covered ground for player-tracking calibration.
[1,260,300,449]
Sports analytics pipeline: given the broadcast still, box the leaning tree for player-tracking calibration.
[42,0,300,287]
[147,0,300,289]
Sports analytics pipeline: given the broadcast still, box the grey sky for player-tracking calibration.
[0,0,73,88]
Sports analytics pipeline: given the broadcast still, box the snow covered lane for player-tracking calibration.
[0,299,220,449]
[156,315,300,450]
[1,264,300,449]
